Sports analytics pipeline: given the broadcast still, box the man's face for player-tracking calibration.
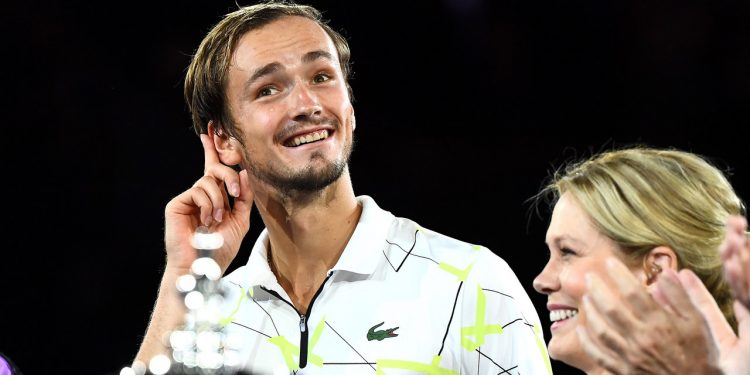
[225,16,354,194]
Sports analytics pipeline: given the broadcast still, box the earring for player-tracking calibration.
[646,263,663,283]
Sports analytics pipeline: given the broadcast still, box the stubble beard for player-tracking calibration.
[245,137,354,199]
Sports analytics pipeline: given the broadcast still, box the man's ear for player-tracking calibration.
[207,121,242,166]
[639,246,679,286]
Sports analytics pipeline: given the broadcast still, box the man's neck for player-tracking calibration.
[254,172,361,312]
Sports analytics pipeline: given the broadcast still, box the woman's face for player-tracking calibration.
[533,192,634,372]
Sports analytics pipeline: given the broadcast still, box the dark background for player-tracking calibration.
[4,0,750,374]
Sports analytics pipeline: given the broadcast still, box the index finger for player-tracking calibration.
[199,133,243,198]
[676,269,734,338]
[652,269,694,318]
[200,133,221,172]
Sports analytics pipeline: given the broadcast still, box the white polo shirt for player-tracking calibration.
[221,196,550,375]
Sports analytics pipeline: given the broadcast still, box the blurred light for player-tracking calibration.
[191,226,224,249]
[148,355,171,375]
[182,351,197,368]
[170,330,196,350]
[176,274,197,292]
[183,312,196,328]
[119,367,136,375]
[196,305,220,324]
[192,258,221,280]
[185,291,205,310]
[197,351,223,369]
[172,350,183,363]
[131,360,146,375]
[196,331,221,351]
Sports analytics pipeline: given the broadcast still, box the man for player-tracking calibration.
[135,2,550,374]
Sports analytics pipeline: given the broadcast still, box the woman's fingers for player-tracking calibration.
[604,258,655,316]
[576,325,628,375]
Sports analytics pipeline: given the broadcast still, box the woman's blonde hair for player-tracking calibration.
[541,146,745,329]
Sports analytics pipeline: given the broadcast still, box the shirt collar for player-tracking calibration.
[331,195,394,275]
[238,195,394,288]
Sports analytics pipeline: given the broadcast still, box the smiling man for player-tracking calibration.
[134,2,549,374]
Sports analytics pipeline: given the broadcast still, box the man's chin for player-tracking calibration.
[262,162,347,195]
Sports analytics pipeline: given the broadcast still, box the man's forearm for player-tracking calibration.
[134,270,186,365]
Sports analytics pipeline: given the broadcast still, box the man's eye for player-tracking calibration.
[257,86,280,98]
[313,73,331,84]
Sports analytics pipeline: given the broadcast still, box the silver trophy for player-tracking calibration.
[121,227,247,375]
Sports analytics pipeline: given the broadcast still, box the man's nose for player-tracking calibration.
[289,82,322,121]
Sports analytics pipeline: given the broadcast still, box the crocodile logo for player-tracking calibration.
[367,321,399,341]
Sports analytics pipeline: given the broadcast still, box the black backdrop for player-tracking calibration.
[5,0,750,374]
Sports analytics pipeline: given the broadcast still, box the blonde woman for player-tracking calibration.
[572,215,750,375]
[533,147,742,374]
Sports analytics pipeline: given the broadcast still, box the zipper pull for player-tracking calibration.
[300,315,307,333]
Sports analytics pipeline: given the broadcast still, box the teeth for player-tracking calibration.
[291,130,329,147]
[549,309,578,322]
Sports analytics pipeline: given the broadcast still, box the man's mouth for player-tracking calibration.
[284,129,331,147]
[549,309,578,323]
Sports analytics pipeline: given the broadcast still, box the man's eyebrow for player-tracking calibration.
[243,51,334,96]
[245,62,283,90]
[302,50,334,64]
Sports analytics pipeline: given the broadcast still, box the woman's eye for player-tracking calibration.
[257,86,280,98]
[313,73,331,83]
[560,247,577,257]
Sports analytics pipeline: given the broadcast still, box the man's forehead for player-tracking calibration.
[226,16,342,96]
[234,16,337,61]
